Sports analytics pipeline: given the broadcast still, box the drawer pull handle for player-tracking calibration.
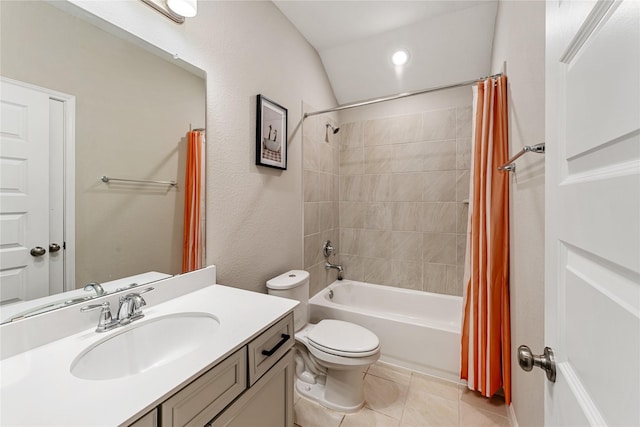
[261,334,290,357]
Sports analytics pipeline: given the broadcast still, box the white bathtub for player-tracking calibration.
[309,280,462,381]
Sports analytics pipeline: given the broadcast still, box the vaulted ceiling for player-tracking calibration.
[274,1,498,105]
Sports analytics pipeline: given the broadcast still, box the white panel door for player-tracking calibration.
[545,1,640,425]
[0,80,50,303]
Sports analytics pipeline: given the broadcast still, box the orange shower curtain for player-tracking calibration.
[182,130,205,273]
[460,75,511,404]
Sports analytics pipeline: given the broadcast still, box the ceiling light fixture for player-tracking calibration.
[391,49,409,66]
[166,0,197,17]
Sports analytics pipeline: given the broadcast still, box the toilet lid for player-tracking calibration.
[307,319,379,357]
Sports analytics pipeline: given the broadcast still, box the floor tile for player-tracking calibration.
[460,402,511,427]
[410,371,459,402]
[340,408,400,427]
[364,374,409,420]
[294,397,344,427]
[367,362,412,386]
[401,393,458,427]
[459,387,508,418]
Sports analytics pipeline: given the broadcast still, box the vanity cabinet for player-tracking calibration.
[128,312,294,427]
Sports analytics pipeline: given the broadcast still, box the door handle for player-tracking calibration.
[49,243,61,253]
[30,246,46,257]
[518,345,556,382]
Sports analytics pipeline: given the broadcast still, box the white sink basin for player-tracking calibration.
[70,312,220,380]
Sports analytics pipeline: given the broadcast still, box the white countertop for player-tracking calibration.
[0,284,298,426]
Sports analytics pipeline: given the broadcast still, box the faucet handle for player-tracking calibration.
[81,302,117,332]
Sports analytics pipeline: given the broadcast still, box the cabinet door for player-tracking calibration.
[211,350,294,427]
[128,409,157,427]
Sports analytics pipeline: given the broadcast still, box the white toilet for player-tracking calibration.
[267,270,380,413]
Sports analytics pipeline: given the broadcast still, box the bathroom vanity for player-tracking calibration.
[0,270,298,426]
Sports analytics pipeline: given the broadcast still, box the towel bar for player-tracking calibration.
[100,176,177,186]
[498,143,545,172]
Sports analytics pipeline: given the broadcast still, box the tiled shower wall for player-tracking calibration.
[303,105,472,297]
[338,106,472,296]
[303,105,341,296]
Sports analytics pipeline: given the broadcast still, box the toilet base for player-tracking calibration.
[295,369,365,413]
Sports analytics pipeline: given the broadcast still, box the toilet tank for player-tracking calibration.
[266,270,309,331]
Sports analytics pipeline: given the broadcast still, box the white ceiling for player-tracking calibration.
[274,1,498,105]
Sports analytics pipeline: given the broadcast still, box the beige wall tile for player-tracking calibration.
[423,263,447,294]
[340,147,364,175]
[318,201,336,232]
[365,145,393,174]
[445,265,463,296]
[304,233,322,268]
[457,203,469,233]
[422,203,457,233]
[340,121,363,151]
[318,172,333,201]
[391,231,423,261]
[340,202,366,229]
[304,170,319,202]
[421,108,456,141]
[340,254,365,281]
[456,233,466,266]
[304,202,319,236]
[456,105,473,139]
[365,174,393,202]
[392,142,424,173]
[391,173,424,202]
[303,135,320,171]
[392,260,423,290]
[364,114,422,146]
[423,171,457,201]
[423,233,456,264]
[363,257,393,285]
[456,137,472,170]
[364,202,393,230]
[456,170,471,202]
[340,228,362,255]
[423,139,456,171]
[391,202,422,232]
[360,229,392,258]
[341,175,367,201]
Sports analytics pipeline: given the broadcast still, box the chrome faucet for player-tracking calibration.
[117,293,147,325]
[81,302,118,332]
[83,282,105,297]
[325,261,344,280]
[81,287,153,332]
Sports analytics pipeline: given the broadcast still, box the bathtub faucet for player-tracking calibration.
[325,261,343,281]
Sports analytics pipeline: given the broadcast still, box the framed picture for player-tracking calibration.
[256,94,287,170]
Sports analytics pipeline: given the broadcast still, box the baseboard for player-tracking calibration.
[507,404,519,427]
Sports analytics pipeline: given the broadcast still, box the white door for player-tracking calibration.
[0,80,51,303]
[545,0,640,425]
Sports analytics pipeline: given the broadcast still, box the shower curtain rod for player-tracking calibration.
[303,73,503,118]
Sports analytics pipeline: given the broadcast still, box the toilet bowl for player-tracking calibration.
[267,270,380,413]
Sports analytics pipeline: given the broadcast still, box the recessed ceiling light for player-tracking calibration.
[391,49,409,66]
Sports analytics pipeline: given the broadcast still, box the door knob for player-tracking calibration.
[30,246,46,257]
[49,243,61,253]
[518,345,556,382]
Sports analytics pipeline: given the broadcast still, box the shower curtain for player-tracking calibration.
[460,75,511,404]
[182,130,205,273]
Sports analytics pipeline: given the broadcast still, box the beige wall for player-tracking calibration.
[302,107,340,295]
[58,1,338,293]
[0,1,205,286]
[490,1,546,425]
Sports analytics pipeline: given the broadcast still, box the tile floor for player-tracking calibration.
[293,361,511,427]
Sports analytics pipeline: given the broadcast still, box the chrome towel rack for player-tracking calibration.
[101,176,177,186]
[498,143,545,172]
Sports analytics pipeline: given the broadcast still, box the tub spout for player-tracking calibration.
[325,261,343,280]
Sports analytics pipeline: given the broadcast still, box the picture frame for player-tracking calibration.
[256,94,287,170]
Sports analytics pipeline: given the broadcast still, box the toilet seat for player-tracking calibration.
[306,319,380,358]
